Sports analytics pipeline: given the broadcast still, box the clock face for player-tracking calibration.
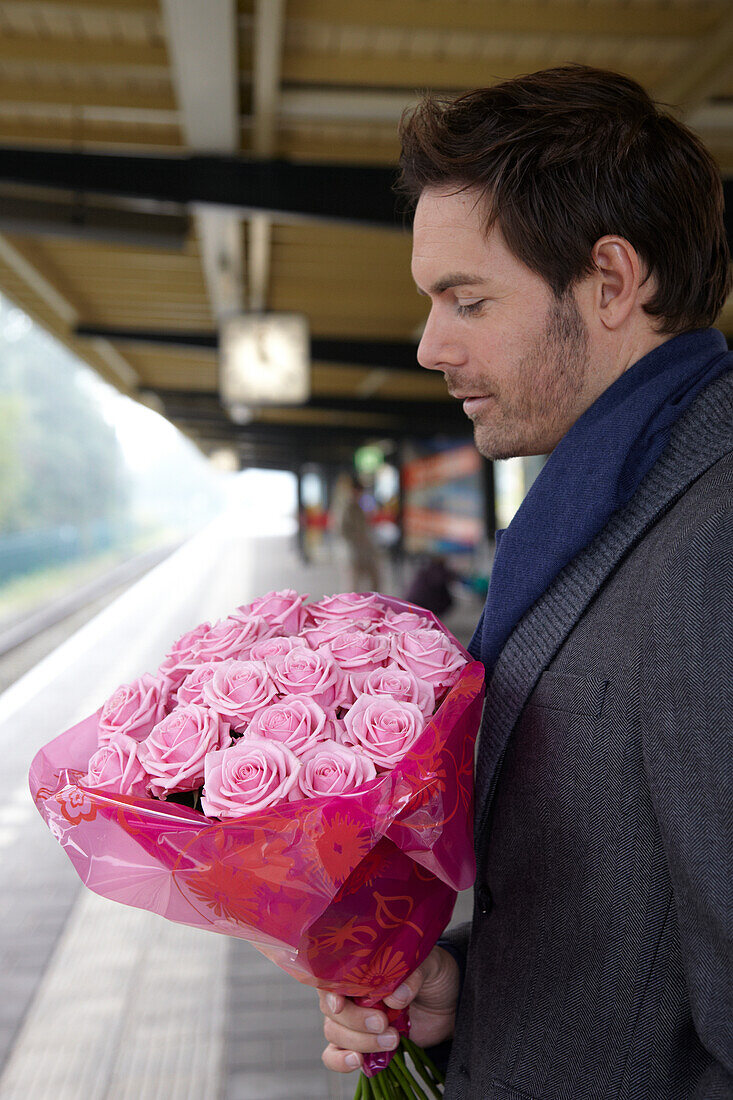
[220,313,310,405]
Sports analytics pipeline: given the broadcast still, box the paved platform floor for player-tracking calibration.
[0,515,482,1100]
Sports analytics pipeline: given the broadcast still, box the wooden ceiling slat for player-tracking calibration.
[270,223,406,246]
[286,0,726,39]
[10,230,214,329]
[75,298,212,309]
[0,76,175,109]
[35,264,204,278]
[91,306,214,319]
[281,50,673,93]
[0,232,140,388]
[271,273,419,292]
[0,33,167,67]
[35,237,202,259]
[0,118,181,146]
[3,1,159,11]
[276,130,399,166]
[311,364,445,401]
[123,358,447,404]
[24,236,205,267]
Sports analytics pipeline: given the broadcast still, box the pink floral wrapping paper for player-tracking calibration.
[28,596,485,1004]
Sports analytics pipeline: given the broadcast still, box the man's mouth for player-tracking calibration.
[448,390,493,416]
[445,379,494,416]
[461,395,492,416]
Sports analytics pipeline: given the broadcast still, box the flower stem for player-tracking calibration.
[401,1036,445,1094]
[353,1035,447,1100]
[390,1052,430,1100]
[371,1072,389,1100]
[379,1070,398,1100]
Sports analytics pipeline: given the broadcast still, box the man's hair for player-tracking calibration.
[397,65,732,334]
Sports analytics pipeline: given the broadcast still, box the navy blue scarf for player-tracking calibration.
[469,328,732,670]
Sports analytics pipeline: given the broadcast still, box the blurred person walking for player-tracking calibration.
[334,474,381,593]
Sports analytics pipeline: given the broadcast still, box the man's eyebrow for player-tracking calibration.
[415,272,485,296]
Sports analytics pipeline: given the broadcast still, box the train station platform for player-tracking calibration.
[0,504,481,1100]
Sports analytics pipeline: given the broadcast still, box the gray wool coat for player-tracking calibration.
[442,371,733,1099]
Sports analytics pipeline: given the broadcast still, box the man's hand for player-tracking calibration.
[318,946,460,1074]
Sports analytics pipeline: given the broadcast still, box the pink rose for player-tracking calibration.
[320,630,391,673]
[232,589,308,635]
[138,704,231,798]
[176,662,220,707]
[290,741,376,799]
[307,592,385,626]
[390,629,466,694]
[98,673,167,745]
[383,610,432,633]
[82,735,148,797]
[158,622,212,693]
[265,648,345,710]
[189,616,271,664]
[202,660,278,732]
[349,664,435,717]
[201,738,301,818]
[300,619,364,650]
[341,694,424,770]
[248,635,307,662]
[245,694,330,755]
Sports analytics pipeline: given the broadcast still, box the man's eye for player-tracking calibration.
[456,300,485,317]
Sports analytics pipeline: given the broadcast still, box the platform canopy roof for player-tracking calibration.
[0,0,731,467]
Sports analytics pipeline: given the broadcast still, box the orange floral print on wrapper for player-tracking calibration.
[54,784,98,825]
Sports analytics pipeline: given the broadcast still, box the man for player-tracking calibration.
[334,473,381,592]
[319,66,732,1097]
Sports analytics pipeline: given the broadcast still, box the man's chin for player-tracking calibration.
[473,420,560,461]
[473,424,522,462]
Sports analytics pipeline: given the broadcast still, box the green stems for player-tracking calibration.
[351,1038,445,1099]
[402,1036,446,1092]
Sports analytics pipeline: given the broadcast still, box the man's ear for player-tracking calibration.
[590,235,643,331]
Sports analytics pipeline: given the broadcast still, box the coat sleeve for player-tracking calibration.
[424,922,472,1074]
[643,502,733,1096]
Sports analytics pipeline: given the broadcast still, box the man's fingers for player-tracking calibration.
[323,1015,400,1055]
[318,990,389,1035]
[383,968,426,1010]
[322,1042,363,1074]
[321,991,345,1015]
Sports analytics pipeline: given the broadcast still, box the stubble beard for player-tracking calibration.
[471,290,590,461]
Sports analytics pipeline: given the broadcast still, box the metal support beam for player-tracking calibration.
[190,419,393,446]
[161,0,245,320]
[153,386,463,421]
[73,324,422,371]
[195,207,245,319]
[0,147,401,228]
[248,0,287,311]
[150,388,469,437]
[1,145,731,245]
[178,419,463,449]
[0,193,187,248]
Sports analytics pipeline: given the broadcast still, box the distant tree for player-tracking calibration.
[0,304,130,533]
[0,393,28,530]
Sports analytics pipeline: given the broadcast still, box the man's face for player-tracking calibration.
[412,186,591,459]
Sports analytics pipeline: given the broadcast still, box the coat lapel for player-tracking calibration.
[474,372,733,840]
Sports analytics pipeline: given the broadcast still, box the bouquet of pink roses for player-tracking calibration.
[30,590,485,1098]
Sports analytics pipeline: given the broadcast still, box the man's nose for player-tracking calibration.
[416,310,464,372]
